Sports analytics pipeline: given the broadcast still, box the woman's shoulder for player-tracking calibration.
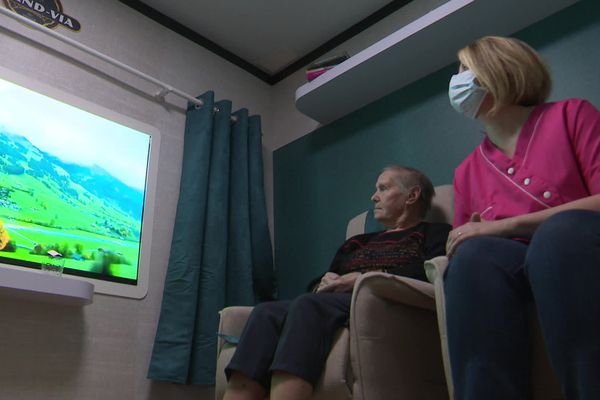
[550,98,593,106]
[537,99,600,137]
[541,98,597,114]
[454,145,482,179]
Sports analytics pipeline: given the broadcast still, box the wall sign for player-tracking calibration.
[2,0,81,31]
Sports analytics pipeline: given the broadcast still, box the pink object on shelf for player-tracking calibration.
[306,66,334,82]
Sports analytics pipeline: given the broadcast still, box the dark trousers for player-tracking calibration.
[225,292,351,390]
[444,210,600,400]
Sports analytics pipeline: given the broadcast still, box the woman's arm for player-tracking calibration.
[447,99,600,256]
[446,193,600,257]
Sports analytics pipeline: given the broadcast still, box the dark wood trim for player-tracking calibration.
[118,0,273,83]
[118,0,413,85]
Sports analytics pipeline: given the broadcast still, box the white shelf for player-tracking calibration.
[0,265,94,306]
[295,0,578,124]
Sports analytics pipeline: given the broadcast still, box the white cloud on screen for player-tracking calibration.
[0,77,150,190]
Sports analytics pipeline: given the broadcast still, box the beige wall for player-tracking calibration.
[0,1,271,399]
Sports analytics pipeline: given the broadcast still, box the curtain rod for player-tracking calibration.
[0,6,204,108]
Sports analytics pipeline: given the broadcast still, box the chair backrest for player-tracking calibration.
[346,184,454,239]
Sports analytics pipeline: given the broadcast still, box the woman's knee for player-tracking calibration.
[447,236,526,280]
[445,236,529,307]
[450,236,496,271]
[527,209,600,280]
[445,237,494,293]
[532,209,600,245]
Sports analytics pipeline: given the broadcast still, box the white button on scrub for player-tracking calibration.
[507,167,515,175]
[543,191,552,199]
[524,178,531,186]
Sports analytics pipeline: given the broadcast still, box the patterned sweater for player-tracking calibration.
[307,222,451,290]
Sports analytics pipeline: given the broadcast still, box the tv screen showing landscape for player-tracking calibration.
[0,69,159,298]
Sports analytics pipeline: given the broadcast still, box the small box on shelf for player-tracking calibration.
[305,52,349,82]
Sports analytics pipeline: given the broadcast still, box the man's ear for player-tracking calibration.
[406,186,422,205]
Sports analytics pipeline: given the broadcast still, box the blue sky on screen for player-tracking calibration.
[0,77,150,190]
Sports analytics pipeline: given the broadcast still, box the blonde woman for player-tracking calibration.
[445,36,600,399]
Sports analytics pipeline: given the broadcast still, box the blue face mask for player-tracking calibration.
[448,69,487,119]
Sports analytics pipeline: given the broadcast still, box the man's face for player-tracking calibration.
[371,170,408,227]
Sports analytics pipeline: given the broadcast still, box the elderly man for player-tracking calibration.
[223,165,451,400]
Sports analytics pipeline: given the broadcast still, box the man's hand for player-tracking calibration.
[316,272,361,293]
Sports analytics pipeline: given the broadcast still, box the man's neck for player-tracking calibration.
[387,214,422,231]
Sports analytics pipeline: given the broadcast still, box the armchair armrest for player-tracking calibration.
[424,256,454,400]
[353,271,435,310]
[217,306,253,354]
[215,306,253,400]
[349,271,447,400]
[424,256,449,285]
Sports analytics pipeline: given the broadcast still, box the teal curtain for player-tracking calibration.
[147,92,275,384]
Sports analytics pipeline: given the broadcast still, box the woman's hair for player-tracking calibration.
[458,36,552,115]
[383,165,435,218]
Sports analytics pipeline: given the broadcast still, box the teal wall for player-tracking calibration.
[273,1,600,299]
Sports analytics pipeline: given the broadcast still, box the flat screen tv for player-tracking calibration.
[0,67,159,299]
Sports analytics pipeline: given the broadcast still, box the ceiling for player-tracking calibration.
[119,0,414,85]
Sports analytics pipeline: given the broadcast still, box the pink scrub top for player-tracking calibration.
[453,98,600,228]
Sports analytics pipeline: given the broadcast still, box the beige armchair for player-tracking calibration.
[214,185,454,400]
[424,191,564,400]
